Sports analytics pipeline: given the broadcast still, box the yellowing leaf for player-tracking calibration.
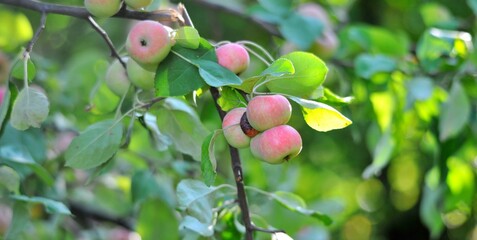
[289,97,352,132]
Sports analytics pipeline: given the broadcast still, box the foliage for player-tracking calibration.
[0,0,476,239]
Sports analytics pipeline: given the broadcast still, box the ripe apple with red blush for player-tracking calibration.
[216,43,249,74]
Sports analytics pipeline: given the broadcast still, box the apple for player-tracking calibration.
[126,20,172,70]
[126,58,155,90]
[222,107,251,148]
[246,95,292,131]
[84,0,122,18]
[124,0,152,10]
[105,58,130,96]
[216,43,249,74]
[250,125,302,164]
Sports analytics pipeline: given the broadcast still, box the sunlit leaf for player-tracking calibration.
[370,91,394,131]
[237,58,294,93]
[0,10,33,51]
[266,52,328,98]
[175,26,200,49]
[445,157,474,211]
[65,119,123,169]
[11,195,71,215]
[201,130,221,186]
[289,96,352,132]
[318,87,354,106]
[10,87,49,130]
[217,87,246,111]
[439,81,470,141]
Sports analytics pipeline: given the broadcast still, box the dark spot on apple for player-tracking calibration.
[240,112,259,137]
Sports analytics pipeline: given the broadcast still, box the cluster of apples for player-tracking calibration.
[222,95,303,164]
[104,20,173,96]
[84,0,152,18]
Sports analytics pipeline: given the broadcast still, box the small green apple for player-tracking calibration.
[105,58,131,96]
[126,58,155,90]
[84,0,122,18]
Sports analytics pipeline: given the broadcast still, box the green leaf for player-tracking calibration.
[179,216,214,237]
[338,25,410,57]
[362,130,395,178]
[4,201,29,240]
[257,0,293,16]
[10,87,49,130]
[11,195,71,215]
[439,82,470,141]
[89,81,120,114]
[279,13,324,50]
[175,26,200,49]
[193,59,242,87]
[272,232,294,240]
[354,54,396,79]
[130,170,176,207]
[289,96,352,132]
[11,58,36,82]
[420,169,445,238]
[270,191,332,225]
[201,130,221,186]
[266,52,328,98]
[445,157,474,211]
[156,98,210,161]
[136,199,179,240]
[65,119,123,169]
[420,3,458,29]
[0,144,54,186]
[140,112,172,151]
[407,77,434,101]
[0,84,19,133]
[176,179,233,210]
[468,0,477,15]
[319,87,354,106]
[155,38,215,96]
[217,87,246,111]
[0,166,20,194]
[237,58,295,93]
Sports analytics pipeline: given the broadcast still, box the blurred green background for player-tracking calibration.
[0,0,476,239]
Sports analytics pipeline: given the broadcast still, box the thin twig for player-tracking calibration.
[87,16,126,68]
[0,0,182,22]
[26,11,47,53]
[210,87,254,240]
